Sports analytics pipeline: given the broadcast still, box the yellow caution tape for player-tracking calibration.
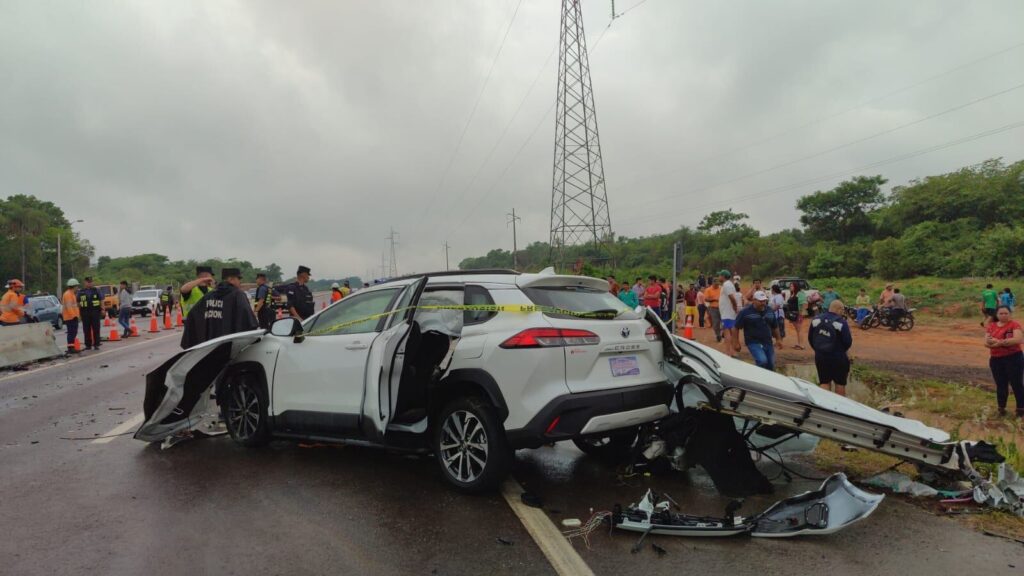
[299,303,620,338]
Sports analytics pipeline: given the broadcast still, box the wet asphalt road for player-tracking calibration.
[1,320,1022,575]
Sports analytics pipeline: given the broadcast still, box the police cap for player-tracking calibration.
[221,268,242,279]
[297,265,311,276]
[196,265,214,276]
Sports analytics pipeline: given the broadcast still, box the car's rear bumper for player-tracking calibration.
[505,381,673,449]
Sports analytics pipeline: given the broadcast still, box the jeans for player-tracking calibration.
[709,308,722,341]
[698,304,707,327]
[776,314,786,339]
[65,318,79,347]
[118,308,131,335]
[989,351,1024,411]
[747,341,776,371]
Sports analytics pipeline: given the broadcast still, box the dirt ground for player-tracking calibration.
[686,315,994,386]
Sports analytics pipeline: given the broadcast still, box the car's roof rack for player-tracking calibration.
[384,269,520,283]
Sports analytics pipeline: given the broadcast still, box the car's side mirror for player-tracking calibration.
[270,317,302,338]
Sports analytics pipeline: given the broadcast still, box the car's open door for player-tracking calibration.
[362,277,427,442]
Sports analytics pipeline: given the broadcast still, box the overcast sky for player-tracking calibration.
[3,0,1023,280]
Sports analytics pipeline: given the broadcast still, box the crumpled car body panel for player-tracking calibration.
[614,473,883,538]
[135,330,264,442]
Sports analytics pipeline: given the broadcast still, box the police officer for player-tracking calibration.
[77,277,105,350]
[285,265,314,320]
[179,266,215,318]
[159,285,173,318]
[253,273,275,329]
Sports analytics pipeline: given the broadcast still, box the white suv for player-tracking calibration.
[136,269,674,491]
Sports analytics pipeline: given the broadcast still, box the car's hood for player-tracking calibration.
[134,330,265,442]
[671,336,949,443]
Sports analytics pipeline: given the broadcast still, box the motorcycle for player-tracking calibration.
[858,305,915,331]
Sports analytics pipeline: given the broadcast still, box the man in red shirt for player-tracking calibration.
[642,275,662,311]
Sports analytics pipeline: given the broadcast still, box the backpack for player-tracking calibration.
[785,294,799,321]
[810,316,842,354]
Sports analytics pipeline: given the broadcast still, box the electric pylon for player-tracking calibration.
[549,0,613,270]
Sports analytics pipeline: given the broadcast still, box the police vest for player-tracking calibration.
[78,289,102,310]
[160,293,170,304]
[181,286,209,318]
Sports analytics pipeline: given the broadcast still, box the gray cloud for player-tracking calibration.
[2,0,1022,279]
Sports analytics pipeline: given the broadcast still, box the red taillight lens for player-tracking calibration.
[645,326,659,342]
[500,328,600,349]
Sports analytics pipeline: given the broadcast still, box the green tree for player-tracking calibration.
[697,209,749,234]
[796,175,886,242]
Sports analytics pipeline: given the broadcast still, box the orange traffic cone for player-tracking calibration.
[73,338,82,352]
[683,318,694,340]
[176,311,184,328]
[149,314,159,333]
[130,317,139,337]
[109,326,120,341]
[164,313,172,330]
[103,313,111,327]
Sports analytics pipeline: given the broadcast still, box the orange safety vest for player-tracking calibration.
[331,290,342,302]
[62,289,80,321]
[0,290,24,323]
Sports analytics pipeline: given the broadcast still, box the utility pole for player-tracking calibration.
[507,209,521,271]
[443,242,451,271]
[386,228,400,277]
[56,219,83,295]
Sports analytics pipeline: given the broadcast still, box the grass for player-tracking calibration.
[810,364,1024,539]
[808,276,1012,318]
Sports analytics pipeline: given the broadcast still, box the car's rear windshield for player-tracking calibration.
[523,286,639,320]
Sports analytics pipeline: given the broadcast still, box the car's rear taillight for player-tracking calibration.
[500,328,600,349]
[645,326,659,342]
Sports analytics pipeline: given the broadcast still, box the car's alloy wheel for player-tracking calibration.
[439,410,489,483]
[434,397,510,492]
[222,374,270,447]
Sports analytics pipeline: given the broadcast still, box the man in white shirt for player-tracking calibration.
[718,269,741,357]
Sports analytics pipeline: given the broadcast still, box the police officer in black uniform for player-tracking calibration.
[253,273,275,329]
[77,276,105,350]
[159,285,173,318]
[285,265,314,320]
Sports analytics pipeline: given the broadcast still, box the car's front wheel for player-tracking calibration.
[222,373,270,447]
[54,317,63,330]
[434,397,511,493]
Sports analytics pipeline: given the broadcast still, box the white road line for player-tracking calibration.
[91,413,145,444]
[501,479,595,576]
[0,332,179,385]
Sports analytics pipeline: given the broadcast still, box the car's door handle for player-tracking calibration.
[345,342,368,350]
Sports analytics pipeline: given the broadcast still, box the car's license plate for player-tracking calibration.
[610,355,640,377]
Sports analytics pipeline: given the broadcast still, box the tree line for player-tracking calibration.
[459,158,1024,281]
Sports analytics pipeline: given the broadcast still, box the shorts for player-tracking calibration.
[815,355,850,386]
[684,305,697,318]
[722,318,736,330]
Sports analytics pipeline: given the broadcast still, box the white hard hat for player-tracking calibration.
[67,278,80,287]
[331,282,340,289]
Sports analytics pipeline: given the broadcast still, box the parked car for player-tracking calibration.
[27,295,63,329]
[131,289,162,316]
[137,269,675,492]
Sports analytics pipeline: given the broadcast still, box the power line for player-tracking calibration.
[446,21,619,239]
[613,40,1024,188]
[621,78,1024,211]
[416,0,524,229]
[616,119,1024,227]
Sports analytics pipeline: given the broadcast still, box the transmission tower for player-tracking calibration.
[386,228,400,277]
[549,0,613,269]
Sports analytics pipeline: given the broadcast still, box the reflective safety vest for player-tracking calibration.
[181,286,208,318]
[77,288,103,310]
[0,290,24,323]
[160,292,171,305]
[62,289,80,321]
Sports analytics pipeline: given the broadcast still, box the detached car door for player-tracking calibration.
[270,286,405,436]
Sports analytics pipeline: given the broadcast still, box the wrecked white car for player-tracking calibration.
[137,270,676,492]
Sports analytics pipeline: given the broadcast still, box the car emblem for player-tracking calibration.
[621,327,630,338]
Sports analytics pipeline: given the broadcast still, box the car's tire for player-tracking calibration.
[55,317,63,330]
[572,429,637,462]
[433,396,511,493]
[221,372,271,447]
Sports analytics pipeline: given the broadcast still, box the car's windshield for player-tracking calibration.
[136,290,160,298]
[523,286,638,320]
